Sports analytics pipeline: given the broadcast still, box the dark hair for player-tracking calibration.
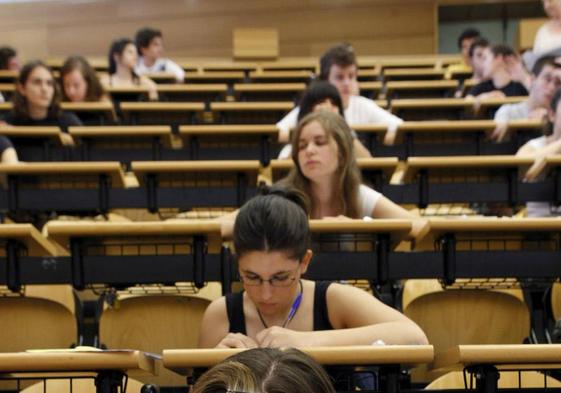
[192,348,335,393]
[135,27,162,54]
[490,44,516,58]
[108,38,139,81]
[468,37,489,58]
[12,60,61,119]
[233,186,310,260]
[0,46,16,70]
[458,28,481,49]
[298,81,344,121]
[551,88,561,114]
[532,55,561,77]
[60,55,106,102]
[319,43,357,81]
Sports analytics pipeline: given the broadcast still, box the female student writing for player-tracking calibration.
[199,186,428,348]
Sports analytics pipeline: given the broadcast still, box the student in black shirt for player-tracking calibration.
[467,44,529,99]
[2,61,81,144]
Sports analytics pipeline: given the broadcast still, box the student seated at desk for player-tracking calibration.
[61,55,109,103]
[277,81,371,159]
[534,0,561,56]
[466,44,529,102]
[491,56,561,141]
[445,28,480,80]
[517,87,561,216]
[101,38,158,101]
[1,61,81,145]
[199,186,428,349]
[193,348,335,393]
[134,27,184,83]
[276,43,402,144]
[0,46,21,104]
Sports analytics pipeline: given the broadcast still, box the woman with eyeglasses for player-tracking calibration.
[198,186,428,349]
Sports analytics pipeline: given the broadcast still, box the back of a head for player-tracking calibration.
[468,37,489,59]
[193,348,336,393]
[135,27,162,53]
[0,46,16,70]
[491,44,515,59]
[319,43,357,80]
[457,28,480,49]
[233,186,310,261]
[298,81,344,121]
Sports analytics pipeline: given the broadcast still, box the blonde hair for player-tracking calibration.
[279,110,362,218]
[192,361,258,393]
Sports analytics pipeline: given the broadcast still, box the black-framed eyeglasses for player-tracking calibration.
[238,267,299,287]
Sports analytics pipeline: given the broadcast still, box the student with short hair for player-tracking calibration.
[468,37,490,83]
[192,348,336,393]
[277,81,371,159]
[61,55,109,102]
[445,28,481,79]
[466,44,529,99]
[101,38,158,101]
[135,27,185,83]
[199,185,428,349]
[276,44,402,144]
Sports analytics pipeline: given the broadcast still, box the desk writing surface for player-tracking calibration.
[184,71,245,79]
[0,83,15,92]
[69,125,172,137]
[477,96,527,108]
[60,102,115,112]
[384,68,445,78]
[249,70,313,79]
[434,344,561,371]
[358,69,381,78]
[0,162,127,188]
[163,345,434,374]
[391,98,472,109]
[179,124,278,136]
[120,102,205,112]
[210,102,294,111]
[45,220,221,249]
[270,157,399,179]
[0,350,155,375]
[131,160,261,174]
[310,219,411,237]
[0,224,59,256]
[105,86,149,94]
[358,81,383,90]
[156,84,228,93]
[386,80,458,91]
[352,124,389,134]
[233,82,306,92]
[401,155,534,182]
[0,126,64,144]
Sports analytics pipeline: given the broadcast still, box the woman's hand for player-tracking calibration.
[256,326,313,348]
[216,333,258,349]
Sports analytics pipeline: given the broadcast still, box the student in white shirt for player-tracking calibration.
[135,27,185,83]
[534,0,561,56]
[276,44,402,144]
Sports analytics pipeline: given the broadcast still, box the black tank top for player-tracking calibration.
[225,281,334,334]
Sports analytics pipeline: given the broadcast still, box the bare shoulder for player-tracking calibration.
[198,296,229,348]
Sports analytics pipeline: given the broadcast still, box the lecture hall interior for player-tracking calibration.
[0,0,560,392]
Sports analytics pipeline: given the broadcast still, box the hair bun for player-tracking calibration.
[258,184,310,216]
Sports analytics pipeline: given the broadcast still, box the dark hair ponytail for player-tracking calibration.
[233,186,310,260]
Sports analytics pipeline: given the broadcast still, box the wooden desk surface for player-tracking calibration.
[270,157,399,178]
[157,84,228,93]
[69,125,172,137]
[0,83,15,92]
[0,350,155,375]
[358,69,382,78]
[352,124,390,134]
[119,102,205,112]
[310,218,412,236]
[0,70,18,79]
[425,216,561,237]
[131,160,261,174]
[386,80,458,90]
[478,96,527,108]
[0,162,127,188]
[46,220,222,248]
[233,83,306,92]
[184,71,245,79]
[401,155,534,182]
[434,344,561,371]
[163,345,433,374]
[397,119,542,132]
[249,70,313,78]
[358,81,384,90]
[391,98,473,109]
[0,224,59,256]
[384,68,445,77]
[0,126,64,144]
[179,124,278,136]
[60,101,115,112]
[210,102,294,111]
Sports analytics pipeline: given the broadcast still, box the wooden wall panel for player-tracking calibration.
[0,0,437,61]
